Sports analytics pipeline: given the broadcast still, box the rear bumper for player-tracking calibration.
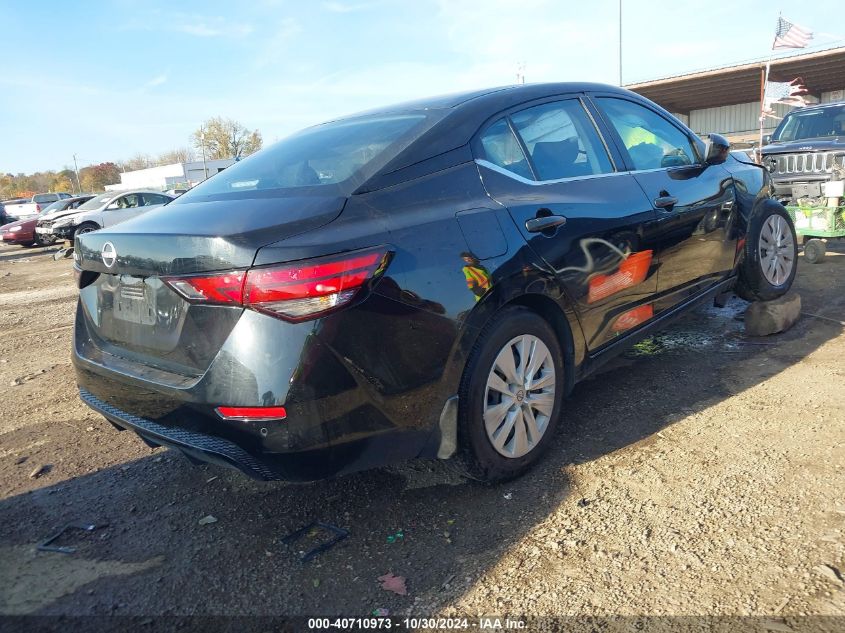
[73,291,453,481]
[80,388,287,480]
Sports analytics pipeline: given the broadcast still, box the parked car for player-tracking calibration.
[37,190,174,241]
[1,198,29,224]
[3,192,73,221]
[36,195,98,233]
[1,196,94,246]
[761,101,845,204]
[73,83,796,483]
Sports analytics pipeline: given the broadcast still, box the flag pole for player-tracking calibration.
[758,11,780,163]
[758,61,771,162]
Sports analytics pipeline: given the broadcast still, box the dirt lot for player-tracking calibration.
[0,239,843,626]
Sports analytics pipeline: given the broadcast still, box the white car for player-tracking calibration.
[36,190,174,241]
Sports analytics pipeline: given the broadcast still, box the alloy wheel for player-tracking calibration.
[758,214,795,286]
[483,334,556,458]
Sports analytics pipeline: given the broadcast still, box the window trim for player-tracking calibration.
[587,93,705,173]
[472,94,619,184]
[475,158,633,187]
[505,117,538,181]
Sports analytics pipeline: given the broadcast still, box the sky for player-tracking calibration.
[1,0,843,174]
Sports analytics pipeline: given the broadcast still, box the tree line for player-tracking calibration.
[1,117,263,199]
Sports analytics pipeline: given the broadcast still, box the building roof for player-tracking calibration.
[626,46,845,113]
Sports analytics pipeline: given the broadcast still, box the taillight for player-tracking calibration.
[163,247,391,321]
[35,204,41,212]
[166,271,245,304]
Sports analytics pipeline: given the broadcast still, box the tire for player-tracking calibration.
[73,223,99,241]
[735,206,797,302]
[803,239,826,264]
[33,233,56,247]
[458,306,565,482]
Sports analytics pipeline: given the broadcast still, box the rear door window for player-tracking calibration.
[509,100,614,180]
[477,119,533,179]
[142,193,170,206]
[115,194,140,209]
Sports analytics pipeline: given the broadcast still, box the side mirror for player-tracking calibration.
[106,202,119,210]
[762,134,773,146]
[703,133,730,166]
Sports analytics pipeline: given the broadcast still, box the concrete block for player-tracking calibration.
[744,293,801,337]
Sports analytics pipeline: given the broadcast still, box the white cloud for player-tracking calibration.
[144,73,168,88]
[322,1,374,12]
[173,21,254,37]
[253,18,303,68]
[122,12,254,38]
[434,0,618,86]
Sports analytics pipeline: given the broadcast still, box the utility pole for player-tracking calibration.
[200,125,209,181]
[618,0,623,85]
[72,154,82,194]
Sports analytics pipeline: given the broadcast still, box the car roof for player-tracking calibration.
[342,82,631,118]
[360,82,639,181]
[97,190,172,199]
[787,100,845,114]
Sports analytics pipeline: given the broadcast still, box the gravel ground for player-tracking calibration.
[0,240,843,627]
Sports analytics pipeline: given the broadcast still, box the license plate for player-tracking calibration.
[114,281,156,325]
[35,227,51,234]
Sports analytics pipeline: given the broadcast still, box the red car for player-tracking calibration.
[1,195,92,246]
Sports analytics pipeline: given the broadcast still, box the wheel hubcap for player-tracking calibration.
[484,334,556,459]
[759,215,795,286]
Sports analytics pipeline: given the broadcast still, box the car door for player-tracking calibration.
[102,193,142,227]
[475,96,661,350]
[591,95,738,309]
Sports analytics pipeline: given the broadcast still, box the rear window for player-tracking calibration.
[77,194,114,210]
[177,112,442,200]
[40,200,65,214]
[33,193,58,203]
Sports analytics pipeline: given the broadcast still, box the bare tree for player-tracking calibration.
[192,117,263,160]
[157,147,194,165]
[121,153,154,171]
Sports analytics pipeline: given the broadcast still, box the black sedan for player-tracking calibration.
[73,83,797,482]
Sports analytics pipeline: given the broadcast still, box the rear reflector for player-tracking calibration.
[215,406,287,421]
[164,246,391,321]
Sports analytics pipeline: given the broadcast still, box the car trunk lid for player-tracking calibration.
[75,194,346,276]
[74,194,345,376]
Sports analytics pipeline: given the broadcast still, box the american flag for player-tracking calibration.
[763,77,810,116]
[773,17,813,49]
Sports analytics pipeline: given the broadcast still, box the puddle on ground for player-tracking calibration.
[624,298,747,358]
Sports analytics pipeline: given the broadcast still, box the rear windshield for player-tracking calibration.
[33,194,58,203]
[773,105,845,142]
[77,193,114,210]
[40,200,66,214]
[176,112,442,200]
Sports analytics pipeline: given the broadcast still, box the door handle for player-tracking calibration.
[525,215,567,233]
[654,195,678,209]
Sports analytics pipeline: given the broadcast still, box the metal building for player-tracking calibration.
[627,46,845,146]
